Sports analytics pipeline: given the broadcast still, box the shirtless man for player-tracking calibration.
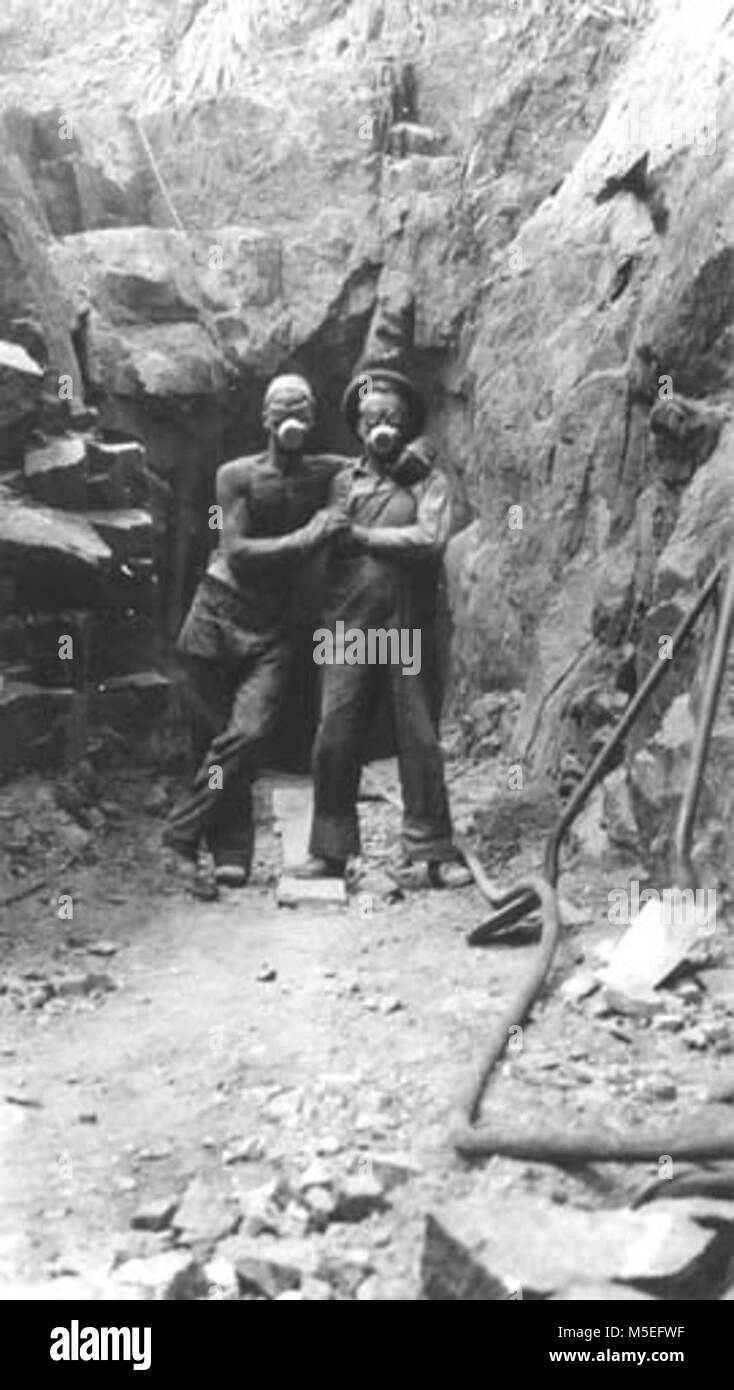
[163,373,346,896]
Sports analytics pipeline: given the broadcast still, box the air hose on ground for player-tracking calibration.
[454,557,734,1167]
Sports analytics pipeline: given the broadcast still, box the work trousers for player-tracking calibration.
[166,577,290,867]
[309,660,455,864]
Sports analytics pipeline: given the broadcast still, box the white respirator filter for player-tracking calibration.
[277,417,307,450]
[369,423,399,454]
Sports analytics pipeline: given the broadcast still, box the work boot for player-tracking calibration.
[214,863,249,889]
[211,825,254,891]
[387,853,473,890]
[162,830,218,901]
[427,859,473,889]
[291,856,346,880]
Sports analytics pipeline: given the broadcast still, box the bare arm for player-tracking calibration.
[218,464,345,581]
[222,494,308,579]
[353,470,452,561]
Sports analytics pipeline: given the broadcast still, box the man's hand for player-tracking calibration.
[298,507,349,552]
[346,524,371,548]
[390,434,436,487]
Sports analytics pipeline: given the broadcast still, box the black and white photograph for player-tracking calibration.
[0,0,733,1338]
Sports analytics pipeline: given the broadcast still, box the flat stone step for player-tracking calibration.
[271,775,347,906]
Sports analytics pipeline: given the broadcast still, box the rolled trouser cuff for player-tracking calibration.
[310,813,360,862]
[401,823,456,864]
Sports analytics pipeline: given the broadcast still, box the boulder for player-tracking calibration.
[0,487,111,594]
[69,510,153,563]
[421,1195,734,1301]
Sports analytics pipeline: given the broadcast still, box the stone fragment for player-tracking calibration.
[297,1159,334,1191]
[640,1076,678,1102]
[315,1136,343,1157]
[52,972,116,997]
[172,1177,240,1247]
[234,1180,285,1238]
[228,1237,319,1299]
[302,1186,337,1231]
[112,1230,172,1264]
[602,985,666,1019]
[222,1136,265,1165]
[365,1151,423,1191]
[682,1028,708,1050]
[651,1013,685,1033]
[24,436,88,508]
[112,1251,207,1300]
[53,972,116,997]
[300,1276,334,1301]
[131,1197,179,1233]
[0,488,111,589]
[317,1248,374,1298]
[332,1173,387,1223]
[68,508,152,562]
[560,972,600,1004]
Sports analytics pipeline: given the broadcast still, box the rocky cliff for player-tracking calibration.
[0,0,732,885]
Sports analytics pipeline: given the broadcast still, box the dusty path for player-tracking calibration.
[1,764,733,1299]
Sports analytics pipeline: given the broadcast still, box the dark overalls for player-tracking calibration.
[166,452,341,869]
[309,461,455,864]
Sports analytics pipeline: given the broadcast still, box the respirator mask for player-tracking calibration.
[367,422,401,457]
[276,416,308,451]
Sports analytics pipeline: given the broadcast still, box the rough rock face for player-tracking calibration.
[0,0,732,882]
[0,340,43,462]
[451,0,734,883]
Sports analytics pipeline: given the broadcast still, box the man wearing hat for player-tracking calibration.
[163,372,348,897]
[297,364,470,887]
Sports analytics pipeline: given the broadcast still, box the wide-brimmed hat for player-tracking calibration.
[342,364,427,439]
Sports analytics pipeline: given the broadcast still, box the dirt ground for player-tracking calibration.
[1,752,733,1300]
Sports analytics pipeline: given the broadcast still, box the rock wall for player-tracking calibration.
[1,0,732,884]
